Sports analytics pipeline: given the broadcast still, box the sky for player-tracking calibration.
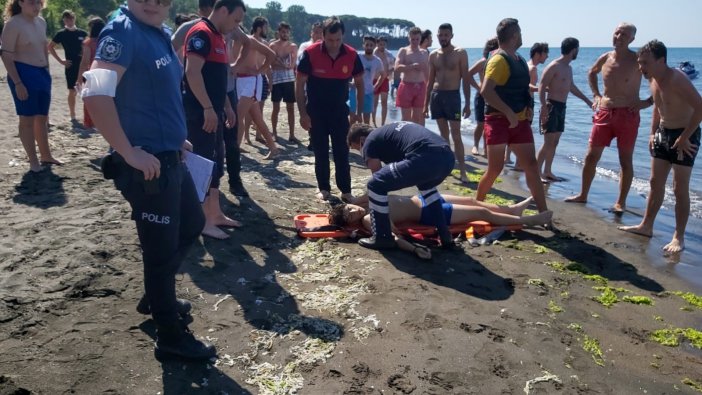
[247,0,702,48]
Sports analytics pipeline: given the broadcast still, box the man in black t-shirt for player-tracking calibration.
[48,10,87,123]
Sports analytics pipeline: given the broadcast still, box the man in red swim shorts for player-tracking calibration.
[565,23,653,213]
[394,26,429,125]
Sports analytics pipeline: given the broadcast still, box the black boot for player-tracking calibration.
[137,296,192,316]
[358,236,396,250]
[154,321,216,360]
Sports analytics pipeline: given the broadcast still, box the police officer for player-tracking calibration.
[348,122,456,250]
[83,0,215,360]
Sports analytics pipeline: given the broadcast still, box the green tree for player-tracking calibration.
[80,0,119,20]
[265,1,282,29]
[42,0,83,37]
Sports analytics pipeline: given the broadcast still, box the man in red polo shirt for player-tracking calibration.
[295,16,364,202]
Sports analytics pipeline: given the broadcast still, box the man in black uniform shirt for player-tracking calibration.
[49,9,87,123]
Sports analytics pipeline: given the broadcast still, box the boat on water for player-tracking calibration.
[678,61,699,80]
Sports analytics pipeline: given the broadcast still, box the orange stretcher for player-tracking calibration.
[294,214,522,239]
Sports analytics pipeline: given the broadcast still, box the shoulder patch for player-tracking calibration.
[190,36,205,50]
[97,36,123,62]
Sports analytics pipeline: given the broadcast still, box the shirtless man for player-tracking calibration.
[269,22,298,142]
[619,40,702,253]
[372,36,395,126]
[506,42,548,168]
[468,37,499,156]
[536,38,593,182]
[566,23,652,213]
[235,16,278,158]
[1,0,61,172]
[330,194,551,259]
[395,26,429,125]
[420,29,432,50]
[424,23,471,183]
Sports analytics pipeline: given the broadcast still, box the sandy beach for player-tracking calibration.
[1,58,702,394]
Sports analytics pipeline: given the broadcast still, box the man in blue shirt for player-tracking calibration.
[83,0,215,360]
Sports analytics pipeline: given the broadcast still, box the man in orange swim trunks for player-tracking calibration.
[565,23,653,213]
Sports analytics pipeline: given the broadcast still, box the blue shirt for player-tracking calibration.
[95,7,185,154]
[362,122,449,163]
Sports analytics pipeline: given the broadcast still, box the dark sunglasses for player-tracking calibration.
[133,0,173,6]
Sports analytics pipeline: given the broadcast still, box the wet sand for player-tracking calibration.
[1,59,702,394]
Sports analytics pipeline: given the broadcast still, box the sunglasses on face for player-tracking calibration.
[133,0,172,6]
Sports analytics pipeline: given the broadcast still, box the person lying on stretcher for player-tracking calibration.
[329,193,553,259]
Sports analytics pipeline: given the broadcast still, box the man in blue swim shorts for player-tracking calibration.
[1,0,61,172]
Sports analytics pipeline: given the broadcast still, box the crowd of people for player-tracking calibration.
[2,0,700,361]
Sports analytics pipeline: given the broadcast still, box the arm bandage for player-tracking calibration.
[81,69,118,98]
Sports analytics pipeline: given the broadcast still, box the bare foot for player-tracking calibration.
[609,203,625,215]
[413,244,432,260]
[617,224,653,237]
[663,238,685,253]
[40,157,63,166]
[255,136,266,144]
[509,197,533,216]
[202,224,229,239]
[29,163,46,173]
[565,194,587,203]
[263,149,279,160]
[215,215,242,228]
[459,173,469,184]
[471,146,479,155]
[522,210,553,226]
[288,136,300,144]
[316,190,331,201]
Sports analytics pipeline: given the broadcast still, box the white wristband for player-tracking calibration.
[81,69,118,98]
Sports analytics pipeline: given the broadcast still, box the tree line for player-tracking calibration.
[1,0,416,49]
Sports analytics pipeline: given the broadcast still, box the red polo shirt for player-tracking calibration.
[297,41,363,114]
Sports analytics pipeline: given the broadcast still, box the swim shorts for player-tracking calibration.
[65,61,80,90]
[349,89,373,114]
[484,115,534,146]
[651,125,701,167]
[236,75,262,101]
[429,90,461,121]
[373,77,389,95]
[261,74,269,101]
[396,80,427,108]
[418,194,453,226]
[541,99,566,133]
[271,81,295,103]
[8,62,51,116]
[590,107,640,151]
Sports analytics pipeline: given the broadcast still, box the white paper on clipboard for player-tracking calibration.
[184,152,213,202]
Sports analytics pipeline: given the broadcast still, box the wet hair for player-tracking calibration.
[420,29,432,44]
[323,16,344,35]
[408,26,422,37]
[378,36,388,43]
[347,123,375,146]
[62,9,75,19]
[278,21,291,31]
[438,23,452,33]
[198,0,215,10]
[561,37,579,56]
[496,18,520,44]
[530,42,549,58]
[88,16,106,38]
[363,35,376,44]
[213,0,246,13]
[483,37,498,58]
[638,40,667,63]
[328,205,348,226]
[251,16,268,34]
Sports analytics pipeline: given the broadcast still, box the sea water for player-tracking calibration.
[381,47,702,286]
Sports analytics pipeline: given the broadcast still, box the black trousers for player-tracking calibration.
[223,89,242,188]
[112,151,205,324]
[309,108,351,194]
